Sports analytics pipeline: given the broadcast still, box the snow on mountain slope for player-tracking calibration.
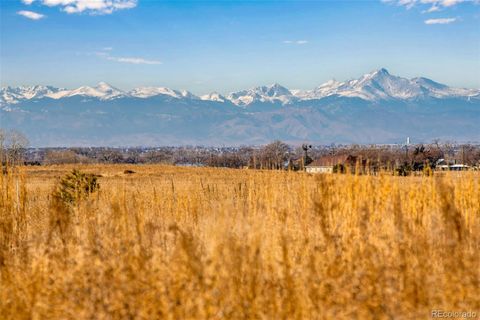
[227,83,294,106]
[1,85,62,105]
[129,87,183,99]
[128,87,199,100]
[180,90,200,100]
[411,77,479,98]
[346,68,421,99]
[1,83,200,105]
[201,92,227,102]
[293,80,343,100]
[47,82,126,100]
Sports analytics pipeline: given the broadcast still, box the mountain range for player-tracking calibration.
[1,68,479,146]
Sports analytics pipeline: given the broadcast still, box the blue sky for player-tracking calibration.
[1,0,479,94]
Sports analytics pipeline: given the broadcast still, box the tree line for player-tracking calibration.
[24,142,480,171]
[2,129,480,172]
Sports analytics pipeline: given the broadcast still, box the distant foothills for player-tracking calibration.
[1,68,479,147]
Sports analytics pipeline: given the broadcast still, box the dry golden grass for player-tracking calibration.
[1,164,479,319]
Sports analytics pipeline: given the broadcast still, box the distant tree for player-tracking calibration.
[142,150,174,164]
[206,152,248,168]
[459,144,479,165]
[410,144,443,170]
[443,142,456,161]
[260,140,290,170]
[44,150,81,164]
[98,150,124,163]
[1,129,29,167]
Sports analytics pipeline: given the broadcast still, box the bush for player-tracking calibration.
[395,163,412,176]
[54,169,99,205]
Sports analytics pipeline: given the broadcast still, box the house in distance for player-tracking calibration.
[305,154,362,174]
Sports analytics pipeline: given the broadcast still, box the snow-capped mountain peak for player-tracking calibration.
[180,90,199,100]
[350,68,420,99]
[129,87,182,99]
[79,82,125,99]
[96,82,121,93]
[43,82,126,100]
[368,67,390,78]
[263,83,291,97]
[201,92,226,102]
[227,83,294,106]
[128,87,199,100]
[293,68,479,101]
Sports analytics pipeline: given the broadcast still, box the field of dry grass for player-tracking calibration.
[1,165,479,319]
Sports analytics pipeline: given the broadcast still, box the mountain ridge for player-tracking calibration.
[2,68,479,108]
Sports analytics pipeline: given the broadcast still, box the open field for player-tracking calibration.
[1,165,479,319]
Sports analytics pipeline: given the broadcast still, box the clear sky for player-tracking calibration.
[1,0,479,94]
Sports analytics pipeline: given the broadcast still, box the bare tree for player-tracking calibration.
[2,129,29,167]
[9,130,29,167]
[44,150,81,164]
[260,140,290,170]
[459,144,479,166]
